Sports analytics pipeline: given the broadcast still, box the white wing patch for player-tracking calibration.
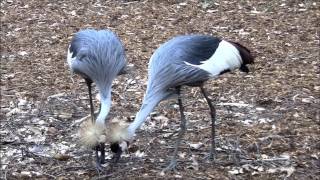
[184,40,242,76]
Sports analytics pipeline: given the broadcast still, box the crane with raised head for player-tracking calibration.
[67,29,126,169]
[107,34,254,171]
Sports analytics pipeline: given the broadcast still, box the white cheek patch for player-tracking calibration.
[119,141,128,152]
[67,45,76,68]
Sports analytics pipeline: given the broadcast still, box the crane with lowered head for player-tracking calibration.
[107,34,254,171]
[67,29,126,169]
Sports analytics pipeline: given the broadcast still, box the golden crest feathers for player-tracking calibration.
[105,117,130,143]
[78,120,106,148]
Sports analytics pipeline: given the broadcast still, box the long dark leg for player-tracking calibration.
[86,79,106,168]
[94,143,106,172]
[94,147,103,171]
[200,85,216,160]
[163,86,187,172]
[85,79,95,123]
[94,144,105,162]
[96,101,106,165]
[99,144,105,164]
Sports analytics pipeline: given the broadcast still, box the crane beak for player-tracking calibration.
[110,143,122,163]
[95,143,106,165]
[240,64,249,73]
[112,149,122,164]
[110,141,129,163]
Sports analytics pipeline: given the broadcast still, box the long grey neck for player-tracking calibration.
[127,93,167,134]
[96,90,112,126]
[96,96,111,126]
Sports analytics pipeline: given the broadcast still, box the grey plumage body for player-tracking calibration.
[110,34,254,171]
[128,35,253,133]
[67,29,126,169]
[69,29,126,101]
[145,35,219,101]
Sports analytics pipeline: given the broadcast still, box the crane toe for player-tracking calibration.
[162,159,178,173]
[203,151,216,162]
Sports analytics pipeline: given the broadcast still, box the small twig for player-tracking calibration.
[240,157,290,164]
[70,111,99,127]
[92,174,112,180]
[122,0,140,5]
[299,55,318,59]
[43,173,57,179]
[163,146,190,149]
[1,94,16,97]
[216,102,253,108]
[0,140,16,145]
[64,166,94,171]
[92,166,132,180]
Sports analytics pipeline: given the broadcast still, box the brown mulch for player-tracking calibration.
[1,0,319,179]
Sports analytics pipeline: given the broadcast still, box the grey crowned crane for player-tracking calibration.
[107,34,254,171]
[67,29,126,169]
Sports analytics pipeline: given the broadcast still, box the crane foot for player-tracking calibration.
[94,161,104,173]
[202,147,216,162]
[162,158,177,173]
[203,152,215,161]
